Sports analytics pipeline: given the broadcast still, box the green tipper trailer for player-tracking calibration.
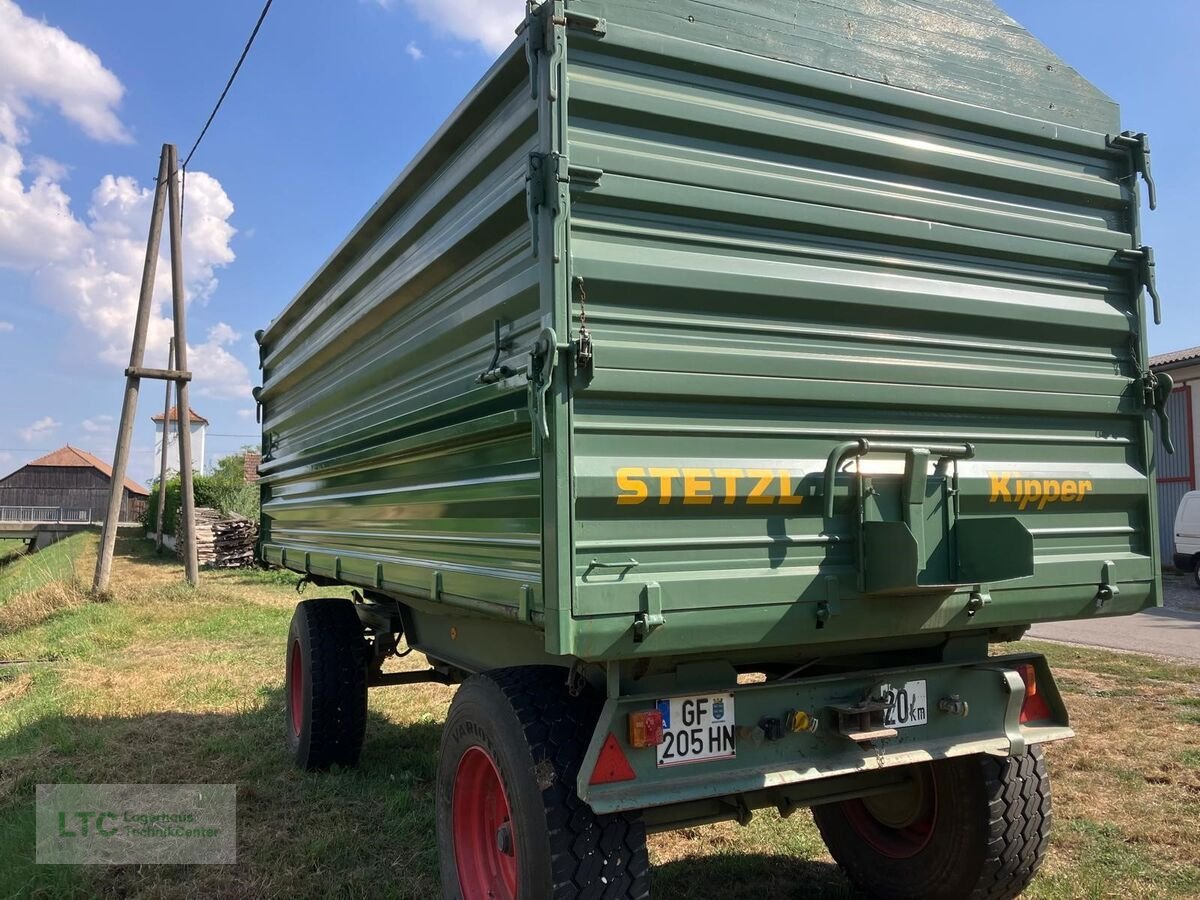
[257,2,1169,897]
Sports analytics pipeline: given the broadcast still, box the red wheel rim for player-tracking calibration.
[289,639,303,737]
[453,746,517,900]
[842,765,937,859]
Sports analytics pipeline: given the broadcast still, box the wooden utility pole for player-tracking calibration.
[153,337,175,551]
[167,144,199,585]
[94,143,198,592]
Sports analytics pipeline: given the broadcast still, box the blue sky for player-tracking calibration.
[0,0,1195,483]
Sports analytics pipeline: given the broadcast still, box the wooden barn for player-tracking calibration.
[0,446,149,524]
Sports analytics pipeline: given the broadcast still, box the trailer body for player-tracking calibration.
[262,0,1165,881]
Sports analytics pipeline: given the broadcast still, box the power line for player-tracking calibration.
[182,0,275,171]
[177,0,275,227]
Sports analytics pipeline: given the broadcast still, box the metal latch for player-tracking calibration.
[632,581,663,643]
[527,326,558,444]
[1118,245,1162,325]
[1110,131,1157,211]
[477,319,518,385]
[1142,369,1175,453]
[1096,559,1120,609]
[573,275,595,379]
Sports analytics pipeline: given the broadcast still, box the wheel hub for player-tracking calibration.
[288,640,303,737]
[844,764,938,859]
[453,746,518,900]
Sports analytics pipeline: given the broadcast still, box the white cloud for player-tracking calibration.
[0,320,12,332]
[0,6,253,404]
[81,414,113,433]
[405,41,424,61]
[191,322,253,400]
[18,415,60,443]
[31,168,244,379]
[236,408,255,420]
[398,0,521,54]
[0,0,131,145]
[0,143,89,268]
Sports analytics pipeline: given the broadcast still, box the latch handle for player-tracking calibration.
[1112,131,1157,211]
[1146,370,1175,454]
[1119,246,1161,325]
[527,326,559,443]
[822,439,975,519]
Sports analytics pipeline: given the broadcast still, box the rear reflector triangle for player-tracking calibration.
[589,733,637,785]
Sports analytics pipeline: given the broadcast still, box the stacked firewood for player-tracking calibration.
[176,507,258,567]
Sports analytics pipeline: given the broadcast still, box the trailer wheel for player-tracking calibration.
[437,667,650,900]
[812,746,1051,900]
[285,598,368,770]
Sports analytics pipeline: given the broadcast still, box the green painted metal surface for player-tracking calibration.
[259,0,1162,667]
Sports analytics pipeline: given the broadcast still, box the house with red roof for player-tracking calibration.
[0,445,149,524]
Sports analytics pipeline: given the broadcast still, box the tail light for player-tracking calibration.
[1017,663,1053,724]
[628,709,664,748]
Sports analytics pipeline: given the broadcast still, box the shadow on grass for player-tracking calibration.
[113,532,181,569]
[652,853,852,899]
[0,688,443,899]
[2,677,850,899]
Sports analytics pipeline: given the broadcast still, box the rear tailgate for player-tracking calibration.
[563,16,1161,658]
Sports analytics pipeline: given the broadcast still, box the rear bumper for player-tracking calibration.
[579,653,1070,815]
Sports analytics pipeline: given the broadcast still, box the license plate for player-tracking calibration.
[881,680,929,729]
[655,693,736,767]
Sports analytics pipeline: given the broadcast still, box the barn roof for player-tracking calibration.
[151,406,209,425]
[25,445,150,496]
[1150,346,1200,370]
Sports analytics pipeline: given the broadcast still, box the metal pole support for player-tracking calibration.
[153,337,175,551]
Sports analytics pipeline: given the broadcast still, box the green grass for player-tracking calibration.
[0,535,1197,898]
[0,531,92,605]
[0,539,28,565]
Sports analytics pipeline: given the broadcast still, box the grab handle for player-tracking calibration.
[822,439,975,519]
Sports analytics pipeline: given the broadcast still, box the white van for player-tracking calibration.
[1173,490,1200,586]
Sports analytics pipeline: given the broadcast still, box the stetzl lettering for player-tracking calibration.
[615,467,806,506]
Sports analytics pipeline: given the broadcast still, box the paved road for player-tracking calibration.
[1029,607,1200,662]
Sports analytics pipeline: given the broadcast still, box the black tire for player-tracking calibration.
[436,666,650,900]
[1192,558,1200,588]
[285,598,368,770]
[813,746,1052,900]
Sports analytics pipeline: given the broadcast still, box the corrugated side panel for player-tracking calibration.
[562,20,1159,658]
[1154,386,1194,559]
[258,49,545,616]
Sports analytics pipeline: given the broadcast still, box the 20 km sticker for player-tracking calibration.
[881,680,929,729]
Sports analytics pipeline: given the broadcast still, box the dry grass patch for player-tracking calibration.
[2,539,1198,898]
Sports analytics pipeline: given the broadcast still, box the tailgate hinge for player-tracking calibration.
[526,152,562,254]
[1110,131,1157,211]
[1118,245,1162,325]
[528,154,603,255]
[519,2,553,98]
[564,9,607,35]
